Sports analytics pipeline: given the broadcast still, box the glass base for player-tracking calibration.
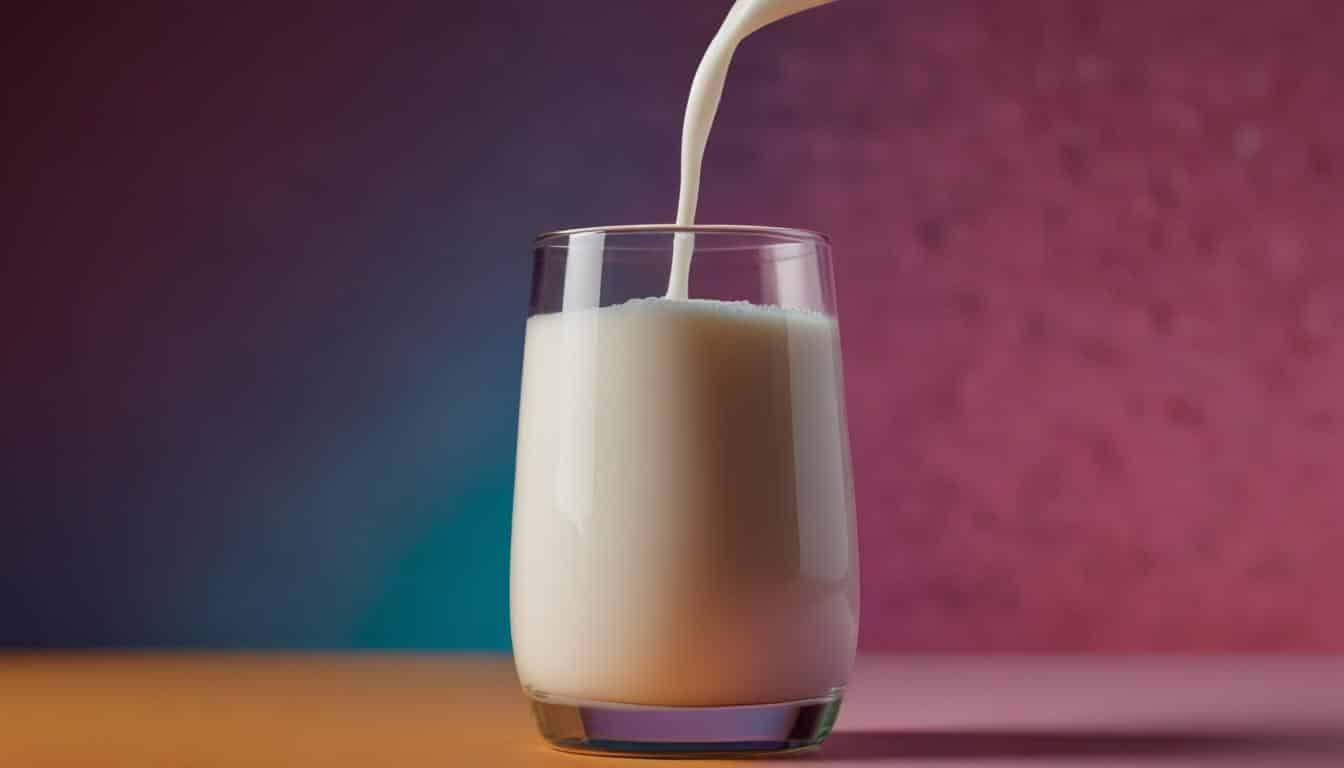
[526,687,844,758]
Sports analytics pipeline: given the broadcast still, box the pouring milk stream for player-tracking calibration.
[666,0,837,300]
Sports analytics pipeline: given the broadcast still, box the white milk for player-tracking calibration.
[667,0,837,299]
[511,298,858,707]
[512,0,852,708]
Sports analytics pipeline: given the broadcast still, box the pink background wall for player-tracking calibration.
[738,0,1344,650]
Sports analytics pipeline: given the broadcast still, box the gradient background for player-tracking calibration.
[4,0,1342,651]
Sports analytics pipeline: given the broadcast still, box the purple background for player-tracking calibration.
[3,1,1342,650]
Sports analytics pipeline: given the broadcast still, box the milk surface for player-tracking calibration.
[511,298,858,706]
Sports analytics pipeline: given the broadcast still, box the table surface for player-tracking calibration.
[2,654,1342,767]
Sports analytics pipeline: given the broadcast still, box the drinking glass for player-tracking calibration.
[511,225,858,757]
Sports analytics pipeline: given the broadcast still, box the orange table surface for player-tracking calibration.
[2,654,1342,766]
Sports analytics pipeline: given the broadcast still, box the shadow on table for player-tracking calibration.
[808,728,1344,761]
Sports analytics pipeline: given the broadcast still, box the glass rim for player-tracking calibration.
[534,223,830,244]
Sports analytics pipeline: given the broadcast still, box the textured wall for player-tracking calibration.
[4,0,1341,650]
[775,0,1344,650]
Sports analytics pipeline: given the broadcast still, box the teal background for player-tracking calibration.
[3,2,730,649]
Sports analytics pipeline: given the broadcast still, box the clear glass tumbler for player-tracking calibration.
[511,225,858,757]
